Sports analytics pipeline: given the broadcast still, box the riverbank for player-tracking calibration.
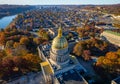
[0,15,17,28]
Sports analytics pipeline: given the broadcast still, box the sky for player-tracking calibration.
[0,0,120,5]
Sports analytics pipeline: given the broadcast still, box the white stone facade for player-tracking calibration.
[50,46,70,65]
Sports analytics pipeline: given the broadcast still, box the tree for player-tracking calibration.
[103,58,112,65]
[0,50,6,61]
[13,56,24,68]
[39,29,50,40]
[0,32,6,45]
[106,52,118,61]
[117,58,120,65]
[83,50,91,61]
[89,32,95,38]
[5,40,14,49]
[2,56,14,68]
[23,53,41,71]
[14,44,28,56]
[5,48,13,56]
[33,37,44,45]
[66,33,73,40]
[116,49,120,56]
[96,56,105,66]
[13,42,20,48]
[96,50,120,76]
[2,56,15,76]
[13,56,29,72]
[103,41,108,48]
[79,32,84,38]
[85,25,90,31]
[23,54,41,64]
[0,61,3,78]
[73,42,84,56]
[20,37,29,45]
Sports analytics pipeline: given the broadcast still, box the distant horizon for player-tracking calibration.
[0,0,120,5]
[0,3,120,6]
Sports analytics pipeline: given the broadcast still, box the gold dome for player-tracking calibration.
[52,27,68,49]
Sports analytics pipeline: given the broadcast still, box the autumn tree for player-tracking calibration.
[23,54,41,64]
[14,44,28,56]
[33,37,47,45]
[23,54,41,71]
[106,52,118,61]
[13,42,20,48]
[20,37,30,45]
[116,49,120,56]
[73,41,85,56]
[1,56,15,78]
[0,32,6,45]
[39,29,50,40]
[0,50,6,61]
[83,50,91,61]
[5,40,14,49]
[96,56,105,66]
[96,51,120,75]
[13,56,29,72]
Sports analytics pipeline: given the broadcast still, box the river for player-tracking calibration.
[0,15,17,29]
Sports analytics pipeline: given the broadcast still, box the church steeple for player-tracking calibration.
[58,27,62,37]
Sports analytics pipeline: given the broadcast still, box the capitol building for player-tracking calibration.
[39,27,87,84]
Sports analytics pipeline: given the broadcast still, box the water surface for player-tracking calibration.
[0,15,16,29]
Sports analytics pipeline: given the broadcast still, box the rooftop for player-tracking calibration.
[41,61,53,75]
[112,76,120,84]
[56,69,86,84]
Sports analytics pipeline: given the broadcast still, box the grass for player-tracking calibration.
[105,30,120,36]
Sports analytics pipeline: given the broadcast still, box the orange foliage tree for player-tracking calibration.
[20,37,30,45]
[96,51,120,73]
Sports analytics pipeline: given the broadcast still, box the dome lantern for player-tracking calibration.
[58,27,62,37]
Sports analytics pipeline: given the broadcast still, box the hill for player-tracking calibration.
[0,5,35,18]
